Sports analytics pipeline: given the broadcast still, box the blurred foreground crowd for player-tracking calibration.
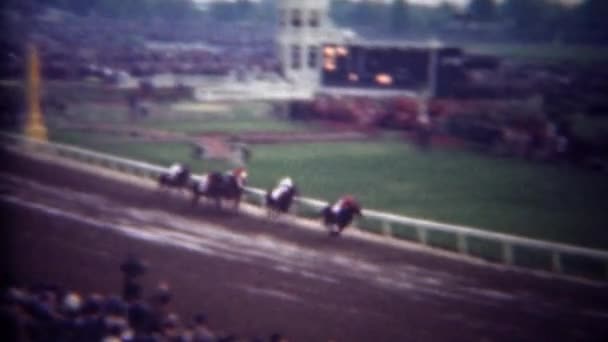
[0,255,288,342]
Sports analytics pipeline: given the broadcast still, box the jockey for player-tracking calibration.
[226,167,248,188]
[168,163,184,180]
[197,174,210,193]
[225,167,246,178]
[331,195,357,214]
[271,177,293,201]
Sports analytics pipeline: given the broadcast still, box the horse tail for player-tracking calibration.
[321,205,332,224]
[321,205,330,215]
[190,180,199,194]
[158,173,167,187]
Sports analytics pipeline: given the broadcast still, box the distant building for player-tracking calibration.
[276,0,450,100]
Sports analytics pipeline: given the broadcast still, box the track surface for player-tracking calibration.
[1,148,608,341]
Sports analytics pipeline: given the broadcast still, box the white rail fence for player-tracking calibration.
[2,132,607,281]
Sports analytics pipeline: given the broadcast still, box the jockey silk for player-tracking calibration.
[271,184,290,201]
[168,163,183,179]
[271,178,293,200]
[197,175,210,192]
[331,200,344,214]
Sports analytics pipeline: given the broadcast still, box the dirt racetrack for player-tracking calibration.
[1,147,608,341]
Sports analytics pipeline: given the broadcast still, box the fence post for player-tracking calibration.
[502,243,514,265]
[291,201,299,217]
[381,220,392,237]
[457,233,468,254]
[551,251,563,273]
[417,226,427,245]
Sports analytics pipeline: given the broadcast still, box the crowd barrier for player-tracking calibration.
[2,131,607,281]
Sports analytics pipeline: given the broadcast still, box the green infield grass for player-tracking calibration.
[49,130,608,251]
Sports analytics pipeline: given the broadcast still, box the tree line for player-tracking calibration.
[24,0,200,20]
[18,0,275,22]
[12,0,608,44]
[332,0,608,44]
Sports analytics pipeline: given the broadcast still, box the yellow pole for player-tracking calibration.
[24,43,48,141]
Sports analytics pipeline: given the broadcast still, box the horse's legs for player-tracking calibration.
[327,223,340,237]
[234,195,241,212]
[158,181,168,194]
[192,193,200,206]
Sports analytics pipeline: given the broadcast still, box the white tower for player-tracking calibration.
[277,0,343,90]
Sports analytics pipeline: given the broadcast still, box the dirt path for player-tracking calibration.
[2,148,608,341]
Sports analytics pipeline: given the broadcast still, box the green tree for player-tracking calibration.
[389,0,409,35]
[351,0,385,27]
[501,0,542,28]
[580,0,608,36]
[468,0,497,22]
[209,1,239,21]
[330,0,353,26]
[156,0,196,20]
[501,0,567,40]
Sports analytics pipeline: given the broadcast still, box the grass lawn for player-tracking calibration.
[464,43,608,64]
[51,131,232,172]
[36,85,315,135]
[247,141,608,250]
[141,117,319,134]
[49,130,608,250]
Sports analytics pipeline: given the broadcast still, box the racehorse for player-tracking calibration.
[191,168,248,210]
[265,177,298,219]
[158,163,191,194]
[321,195,362,237]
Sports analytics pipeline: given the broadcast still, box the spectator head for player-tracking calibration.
[120,254,147,278]
[128,301,152,332]
[161,313,181,338]
[4,287,28,306]
[82,293,103,316]
[163,312,180,328]
[217,334,238,342]
[104,295,128,317]
[153,282,172,306]
[62,291,82,315]
[123,278,142,302]
[270,333,288,342]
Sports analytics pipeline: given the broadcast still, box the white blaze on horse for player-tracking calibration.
[158,163,191,193]
[321,195,363,237]
[265,177,298,219]
[191,167,248,210]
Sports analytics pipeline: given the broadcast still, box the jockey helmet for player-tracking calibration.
[341,195,358,208]
[279,177,293,188]
[232,167,247,178]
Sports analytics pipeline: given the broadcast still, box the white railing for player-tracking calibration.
[2,131,607,280]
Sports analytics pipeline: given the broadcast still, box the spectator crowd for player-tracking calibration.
[0,255,289,342]
[1,5,279,81]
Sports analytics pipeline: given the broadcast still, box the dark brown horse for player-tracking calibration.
[321,196,362,237]
[265,177,298,219]
[191,168,248,210]
[158,163,191,194]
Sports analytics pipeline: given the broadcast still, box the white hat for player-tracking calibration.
[63,292,82,312]
[279,177,293,187]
